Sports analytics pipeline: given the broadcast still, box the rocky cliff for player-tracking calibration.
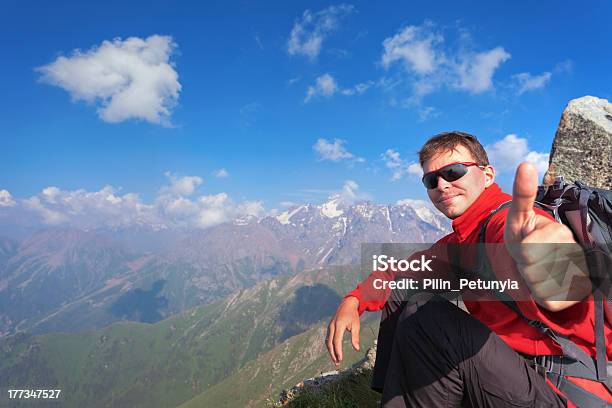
[544,96,612,188]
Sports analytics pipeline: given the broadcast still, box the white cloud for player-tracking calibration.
[407,163,423,176]
[512,71,552,95]
[193,193,231,228]
[37,35,181,126]
[188,196,263,228]
[380,22,511,102]
[158,195,199,218]
[305,73,373,102]
[288,76,301,86]
[0,189,16,207]
[381,23,442,75]
[377,76,402,92]
[305,73,339,102]
[313,138,364,163]
[297,180,370,207]
[23,196,69,225]
[41,186,62,204]
[3,174,266,230]
[287,4,354,60]
[524,151,550,174]
[329,48,351,58]
[237,201,265,217]
[214,168,229,178]
[455,47,511,93]
[23,186,147,227]
[333,180,370,205]
[382,149,422,180]
[400,78,442,106]
[340,80,375,96]
[487,134,549,174]
[418,106,440,122]
[160,172,202,196]
[340,180,360,204]
[239,102,260,115]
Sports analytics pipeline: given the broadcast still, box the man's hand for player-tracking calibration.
[326,296,360,366]
[504,162,591,311]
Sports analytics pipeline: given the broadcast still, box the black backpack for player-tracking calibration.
[472,177,612,407]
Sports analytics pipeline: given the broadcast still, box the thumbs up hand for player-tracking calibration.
[504,163,591,312]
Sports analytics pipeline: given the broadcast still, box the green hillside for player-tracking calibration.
[0,265,366,408]
[179,314,380,408]
[16,253,297,336]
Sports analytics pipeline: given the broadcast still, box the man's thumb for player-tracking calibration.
[510,162,538,216]
[507,162,539,239]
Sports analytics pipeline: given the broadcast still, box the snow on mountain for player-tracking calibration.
[384,205,392,231]
[233,215,258,226]
[276,205,306,225]
[319,195,343,218]
[396,198,448,231]
[263,196,451,266]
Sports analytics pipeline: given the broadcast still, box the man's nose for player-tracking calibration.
[435,176,452,190]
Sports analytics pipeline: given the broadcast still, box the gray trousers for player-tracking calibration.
[373,296,567,407]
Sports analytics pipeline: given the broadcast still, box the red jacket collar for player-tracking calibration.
[451,183,511,242]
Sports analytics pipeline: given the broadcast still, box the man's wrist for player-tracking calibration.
[344,295,360,309]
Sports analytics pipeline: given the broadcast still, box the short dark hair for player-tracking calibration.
[418,131,490,167]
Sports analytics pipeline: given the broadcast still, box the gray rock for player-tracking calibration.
[544,96,612,189]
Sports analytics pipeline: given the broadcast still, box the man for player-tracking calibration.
[326,131,611,407]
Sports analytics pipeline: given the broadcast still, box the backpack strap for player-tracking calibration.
[575,184,611,387]
[548,373,610,408]
[578,186,592,245]
[594,289,609,386]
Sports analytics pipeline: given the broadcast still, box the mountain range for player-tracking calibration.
[0,197,449,336]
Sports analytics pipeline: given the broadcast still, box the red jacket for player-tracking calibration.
[346,183,612,405]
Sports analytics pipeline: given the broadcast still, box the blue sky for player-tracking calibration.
[1,1,611,229]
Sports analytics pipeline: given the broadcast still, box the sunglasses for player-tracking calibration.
[421,162,485,189]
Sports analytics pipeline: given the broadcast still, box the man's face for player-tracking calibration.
[422,145,492,219]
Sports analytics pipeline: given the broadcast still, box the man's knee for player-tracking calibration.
[395,298,484,349]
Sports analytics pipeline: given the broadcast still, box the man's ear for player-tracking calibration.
[484,165,495,187]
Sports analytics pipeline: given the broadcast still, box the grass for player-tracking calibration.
[278,368,381,408]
